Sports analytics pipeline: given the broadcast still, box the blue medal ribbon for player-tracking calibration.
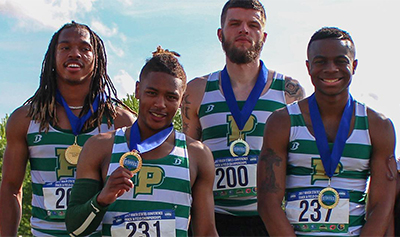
[221,60,268,130]
[129,121,174,153]
[308,93,354,178]
[55,90,100,136]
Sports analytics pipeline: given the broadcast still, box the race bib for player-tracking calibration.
[43,179,74,219]
[285,188,349,233]
[111,210,176,237]
[213,155,257,199]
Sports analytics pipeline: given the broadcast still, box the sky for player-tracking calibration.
[0,0,399,153]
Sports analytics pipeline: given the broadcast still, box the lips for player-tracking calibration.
[150,111,167,119]
[321,78,340,83]
[235,36,251,43]
[64,60,83,69]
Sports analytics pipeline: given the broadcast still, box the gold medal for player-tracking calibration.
[318,187,340,209]
[65,136,81,165]
[229,136,250,157]
[119,150,143,174]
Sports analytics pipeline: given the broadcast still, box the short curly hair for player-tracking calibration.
[307,27,355,57]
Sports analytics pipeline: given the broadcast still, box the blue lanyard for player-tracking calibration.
[220,60,268,130]
[55,90,99,136]
[308,93,354,178]
[129,121,174,153]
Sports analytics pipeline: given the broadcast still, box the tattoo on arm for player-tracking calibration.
[182,94,191,120]
[285,78,304,101]
[259,148,283,193]
[387,155,396,181]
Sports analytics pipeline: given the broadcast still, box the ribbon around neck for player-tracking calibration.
[221,60,268,131]
[55,90,99,136]
[308,93,354,178]
[129,121,174,154]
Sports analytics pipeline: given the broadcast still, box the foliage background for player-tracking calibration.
[0,94,182,236]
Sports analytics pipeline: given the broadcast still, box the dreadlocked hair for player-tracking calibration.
[24,21,129,132]
[139,46,187,91]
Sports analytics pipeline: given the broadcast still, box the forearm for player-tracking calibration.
[0,187,22,236]
[258,197,295,237]
[66,179,108,236]
[360,201,395,236]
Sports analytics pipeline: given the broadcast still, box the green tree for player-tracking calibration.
[122,93,183,131]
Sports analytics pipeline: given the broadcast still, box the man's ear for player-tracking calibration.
[352,59,358,75]
[135,81,140,99]
[217,28,223,43]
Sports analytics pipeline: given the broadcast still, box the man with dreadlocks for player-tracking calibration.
[65,46,218,237]
[0,22,136,236]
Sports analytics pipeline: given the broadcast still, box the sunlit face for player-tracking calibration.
[55,27,95,85]
[135,72,184,138]
[218,8,267,64]
[306,38,357,97]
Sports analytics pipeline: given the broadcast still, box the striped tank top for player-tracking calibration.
[27,119,113,236]
[199,69,287,216]
[102,128,192,237]
[285,100,371,236]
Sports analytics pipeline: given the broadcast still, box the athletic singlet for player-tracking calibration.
[286,101,371,236]
[102,128,192,237]
[198,69,287,216]
[28,118,113,236]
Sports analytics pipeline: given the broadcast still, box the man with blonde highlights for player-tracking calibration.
[66,47,218,237]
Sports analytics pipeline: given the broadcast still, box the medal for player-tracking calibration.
[119,149,142,174]
[65,136,81,165]
[318,187,340,209]
[229,132,250,157]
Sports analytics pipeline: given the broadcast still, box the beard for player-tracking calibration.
[221,33,264,64]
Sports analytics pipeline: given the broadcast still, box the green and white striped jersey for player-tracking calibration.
[199,70,287,216]
[285,100,371,236]
[102,128,192,237]
[27,119,113,236]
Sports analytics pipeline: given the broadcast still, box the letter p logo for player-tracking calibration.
[134,166,165,197]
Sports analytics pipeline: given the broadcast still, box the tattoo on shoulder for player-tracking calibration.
[182,94,191,120]
[285,78,304,101]
[259,148,282,193]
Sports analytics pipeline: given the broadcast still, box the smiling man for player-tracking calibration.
[181,0,304,236]
[0,21,135,236]
[65,47,218,237]
[257,27,396,236]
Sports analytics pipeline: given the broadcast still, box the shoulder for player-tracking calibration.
[186,74,210,90]
[186,135,212,157]
[283,75,305,103]
[80,130,116,163]
[6,105,31,135]
[367,107,395,138]
[113,106,136,129]
[186,135,213,165]
[267,106,290,126]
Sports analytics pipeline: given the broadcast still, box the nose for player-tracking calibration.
[323,61,339,73]
[68,46,81,58]
[238,24,249,35]
[154,95,166,108]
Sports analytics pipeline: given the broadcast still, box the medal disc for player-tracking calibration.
[120,150,143,174]
[65,144,82,165]
[318,187,340,209]
[229,139,250,157]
